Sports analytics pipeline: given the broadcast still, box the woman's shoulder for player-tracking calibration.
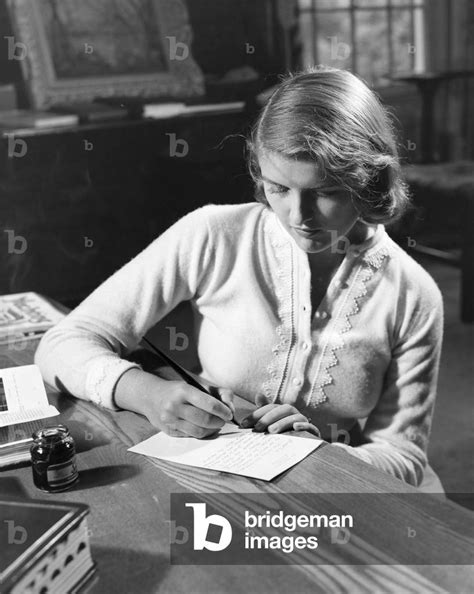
[178,202,267,245]
[382,234,443,313]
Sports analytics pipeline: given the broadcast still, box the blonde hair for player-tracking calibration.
[247,66,410,225]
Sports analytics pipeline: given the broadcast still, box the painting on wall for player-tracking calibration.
[6,0,204,108]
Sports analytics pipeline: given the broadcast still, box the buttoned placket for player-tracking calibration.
[281,250,352,403]
[269,212,383,405]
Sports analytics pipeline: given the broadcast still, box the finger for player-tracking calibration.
[264,412,306,434]
[185,387,234,422]
[216,388,236,416]
[253,405,300,432]
[179,403,226,430]
[240,403,279,428]
[175,418,220,439]
[293,421,322,437]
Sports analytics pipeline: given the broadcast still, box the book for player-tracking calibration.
[143,102,186,119]
[94,96,245,119]
[0,365,60,468]
[181,101,245,116]
[143,100,244,118]
[0,292,65,347]
[0,499,96,594]
[0,109,78,130]
[51,102,129,124]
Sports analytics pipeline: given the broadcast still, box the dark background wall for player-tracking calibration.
[0,0,469,305]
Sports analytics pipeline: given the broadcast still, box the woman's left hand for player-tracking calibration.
[239,395,320,437]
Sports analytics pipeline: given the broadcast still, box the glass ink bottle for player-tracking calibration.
[30,425,78,492]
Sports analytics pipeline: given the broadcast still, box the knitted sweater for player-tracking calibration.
[35,202,444,486]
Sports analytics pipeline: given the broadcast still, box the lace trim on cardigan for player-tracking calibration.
[261,214,295,404]
[308,246,390,408]
[86,356,140,409]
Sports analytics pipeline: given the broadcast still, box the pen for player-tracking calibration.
[141,336,239,426]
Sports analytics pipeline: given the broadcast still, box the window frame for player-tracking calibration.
[297,0,426,87]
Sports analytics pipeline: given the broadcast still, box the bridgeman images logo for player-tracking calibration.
[170,495,356,565]
[185,503,233,551]
[170,493,472,566]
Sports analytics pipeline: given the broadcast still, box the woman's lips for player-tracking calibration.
[292,227,324,237]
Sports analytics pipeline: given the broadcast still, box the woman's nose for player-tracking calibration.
[289,191,314,226]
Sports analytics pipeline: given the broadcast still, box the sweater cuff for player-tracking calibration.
[85,356,141,410]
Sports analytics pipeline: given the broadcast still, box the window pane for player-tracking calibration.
[311,0,351,8]
[355,10,388,86]
[412,7,426,72]
[313,11,352,70]
[299,8,317,67]
[354,0,387,7]
[392,9,413,72]
[391,1,423,6]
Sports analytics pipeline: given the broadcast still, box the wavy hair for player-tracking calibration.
[247,66,410,225]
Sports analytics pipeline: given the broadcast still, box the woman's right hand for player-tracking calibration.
[143,379,235,438]
[114,368,235,438]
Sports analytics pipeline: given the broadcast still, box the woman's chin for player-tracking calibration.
[292,233,333,253]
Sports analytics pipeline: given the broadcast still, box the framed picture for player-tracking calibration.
[6,0,205,109]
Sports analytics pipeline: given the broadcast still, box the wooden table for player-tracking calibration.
[1,341,473,594]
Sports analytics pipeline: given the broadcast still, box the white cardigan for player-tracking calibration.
[35,202,444,486]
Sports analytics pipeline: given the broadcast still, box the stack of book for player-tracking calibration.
[0,292,65,347]
[0,499,96,593]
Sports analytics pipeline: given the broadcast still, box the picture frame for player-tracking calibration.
[6,0,205,109]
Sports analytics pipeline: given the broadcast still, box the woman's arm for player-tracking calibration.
[332,280,444,487]
[34,206,214,411]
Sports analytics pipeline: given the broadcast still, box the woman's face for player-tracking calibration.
[259,151,361,254]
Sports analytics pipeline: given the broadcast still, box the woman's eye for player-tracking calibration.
[268,185,288,195]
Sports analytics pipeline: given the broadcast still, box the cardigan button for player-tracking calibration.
[292,377,303,386]
[302,342,309,350]
[315,311,329,320]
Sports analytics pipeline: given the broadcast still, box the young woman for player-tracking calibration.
[35,66,443,489]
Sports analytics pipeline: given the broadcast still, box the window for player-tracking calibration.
[298,0,426,87]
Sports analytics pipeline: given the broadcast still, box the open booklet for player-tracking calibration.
[128,424,323,481]
[0,365,59,467]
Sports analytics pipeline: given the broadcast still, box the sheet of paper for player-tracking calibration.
[0,364,59,427]
[128,429,323,481]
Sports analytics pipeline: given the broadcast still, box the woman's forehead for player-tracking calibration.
[258,151,329,188]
